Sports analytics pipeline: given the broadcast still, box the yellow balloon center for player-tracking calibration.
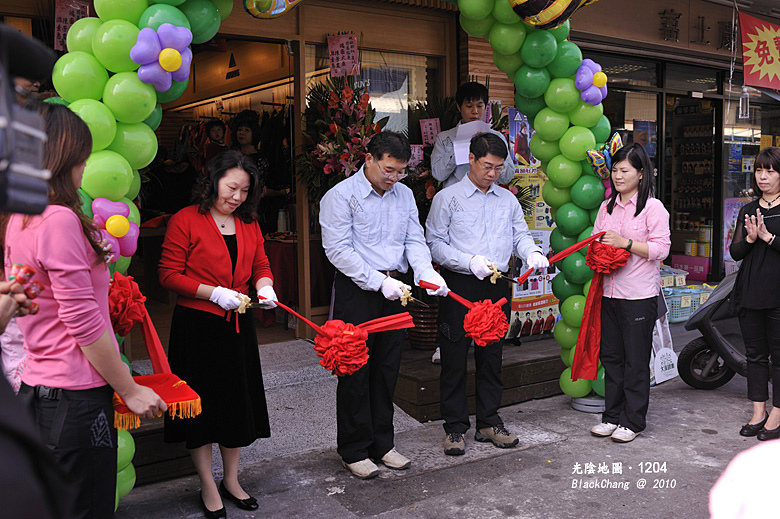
[592,72,608,88]
[159,48,182,72]
[106,215,130,238]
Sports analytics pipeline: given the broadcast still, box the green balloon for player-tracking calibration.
[569,100,604,128]
[492,50,524,76]
[514,93,546,119]
[460,13,495,37]
[118,336,126,346]
[544,78,580,114]
[43,96,70,105]
[67,17,102,54]
[492,0,520,24]
[558,126,596,162]
[550,206,557,221]
[555,202,590,236]
[52,52,109,103]
[126,171,142,200]
[179,0,220,44]
[577,225,594,250]
[94,0,147,24]
[533,108,569,142]
[552,271,582,302]
[92,20,140,73]
[546,154,581,189]
[570,176,606,210]
[583,278,592,297]
[211,0,234,20]
[150,0,186,5]
[581,159,597,177]
[529,133,560,162]
[103,72,157,124]
[489,22,526,56]
[589,115,612,143]
[591,366,606,396]
[562,252,593,284]
[561,346,573,367]
[550,227,577,253]
[157,78,189,104]
[116,463,136,499]
[121,197,142,225]
[117,430,136,470]
[108,122,159,170]
[589,207,599,225]
[143,103,163,131]
[78,189,94,218]
[138,4,192,31]
[560,367,592,397]
[542,181,571,209]
[548,19,571,42]
[115,255,132,274]
[546,40,582,78]
[458,0,495,20]
[82,150,134,201]
[520,30,558,68]
[561,294,586,327]
[554,319,579,349]
[68,99,117,152]
[514,65,550,99]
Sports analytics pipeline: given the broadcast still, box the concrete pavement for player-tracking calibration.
[117,324,758,519]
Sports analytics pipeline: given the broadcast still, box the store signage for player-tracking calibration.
[226,53,240,79]
[739,12,780,90]
[419,118,441,146]
[55,0,89,51]
[327,34,359,77]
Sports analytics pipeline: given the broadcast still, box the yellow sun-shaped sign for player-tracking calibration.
[742,22,780,86]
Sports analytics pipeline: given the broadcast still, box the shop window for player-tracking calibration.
[665,64,718,93]
[584,52,658,88]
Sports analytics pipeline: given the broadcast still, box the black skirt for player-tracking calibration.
[163,305,270,449]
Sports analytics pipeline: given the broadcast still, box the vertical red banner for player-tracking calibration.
[54,0,89,51]
[327,34,360,78]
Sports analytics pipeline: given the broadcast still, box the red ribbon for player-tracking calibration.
[516,232,606,285]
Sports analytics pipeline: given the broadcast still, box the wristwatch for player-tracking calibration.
[625,239,633,251]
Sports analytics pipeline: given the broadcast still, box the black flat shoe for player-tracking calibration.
[199,492,226,519]
[219,481,259,511]
[740,414,768,437]
[757,424,780,441]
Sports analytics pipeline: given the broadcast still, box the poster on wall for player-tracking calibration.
[723,197,752,263]
[327,33,359,77]
[55,0,89,51]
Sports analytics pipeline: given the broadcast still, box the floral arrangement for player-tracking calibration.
[297,76,388,201]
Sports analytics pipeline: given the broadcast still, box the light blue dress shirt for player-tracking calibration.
[431,124,515,188]
[426,174,542,274]
[320,166,437,292]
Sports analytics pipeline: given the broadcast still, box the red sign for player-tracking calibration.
[420,118,441,146]
[739,12,780,89]
[327,34,359,78]
[55,0,89,51]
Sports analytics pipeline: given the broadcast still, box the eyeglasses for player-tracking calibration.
[375,160,408,181]
[477,159,504,175]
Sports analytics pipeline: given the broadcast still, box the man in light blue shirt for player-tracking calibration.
[426,132,549,456]
[431,82,515,189]
[320,131,448,479]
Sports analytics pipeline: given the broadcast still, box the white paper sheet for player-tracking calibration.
[454,120,492,165]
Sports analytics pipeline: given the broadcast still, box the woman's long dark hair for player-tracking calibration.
[194,150,261,223]
[606,143,655,217]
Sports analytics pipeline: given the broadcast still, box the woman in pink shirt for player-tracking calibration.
[588,143,670,443]
[5,104,166,519]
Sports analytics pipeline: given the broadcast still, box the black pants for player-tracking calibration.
[599,296,657,433]
[333,272,406,463]
[438,269,510,434]
[738,308,780,407]
[18,384,117,519]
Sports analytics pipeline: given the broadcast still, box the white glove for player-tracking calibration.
[209,286,242,311]
[380,277,411,301]
[423,272,449,297]
[257,285,278,309]
[469,255,494,280]
[526,252,550,271]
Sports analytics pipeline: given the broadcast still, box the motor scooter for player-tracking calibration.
[678,271,747,389]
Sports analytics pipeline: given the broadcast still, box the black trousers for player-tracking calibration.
[599,296,657,433]
[18,384,117,519]
[438,269,510,434]
[333,272,406,463]
[738,308,780,407]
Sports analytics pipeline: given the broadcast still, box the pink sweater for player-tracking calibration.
[5,206,115,390]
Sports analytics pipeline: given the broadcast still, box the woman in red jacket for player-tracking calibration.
[159,151,278,518]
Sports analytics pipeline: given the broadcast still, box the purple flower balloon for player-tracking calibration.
[575,58,608,106]
[130,23,193,93]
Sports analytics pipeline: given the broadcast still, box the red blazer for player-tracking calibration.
[159,205,273,317]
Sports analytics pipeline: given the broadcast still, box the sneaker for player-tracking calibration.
[444,432,465,456]
[379,448,411,470]
[590,422,619,437]
[475,424,519,448]
[432,347,441,364]
[611,426,640,443]
[341,458,379,479]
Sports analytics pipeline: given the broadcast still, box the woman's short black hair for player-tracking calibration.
[751,147,780,196]
[470,132,508,160]
[606,142,655,217]
[194,150,261,223]
[456,82,489,107]
[367,131,411,162]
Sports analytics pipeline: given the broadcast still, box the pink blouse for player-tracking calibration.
[592,195,671,300]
